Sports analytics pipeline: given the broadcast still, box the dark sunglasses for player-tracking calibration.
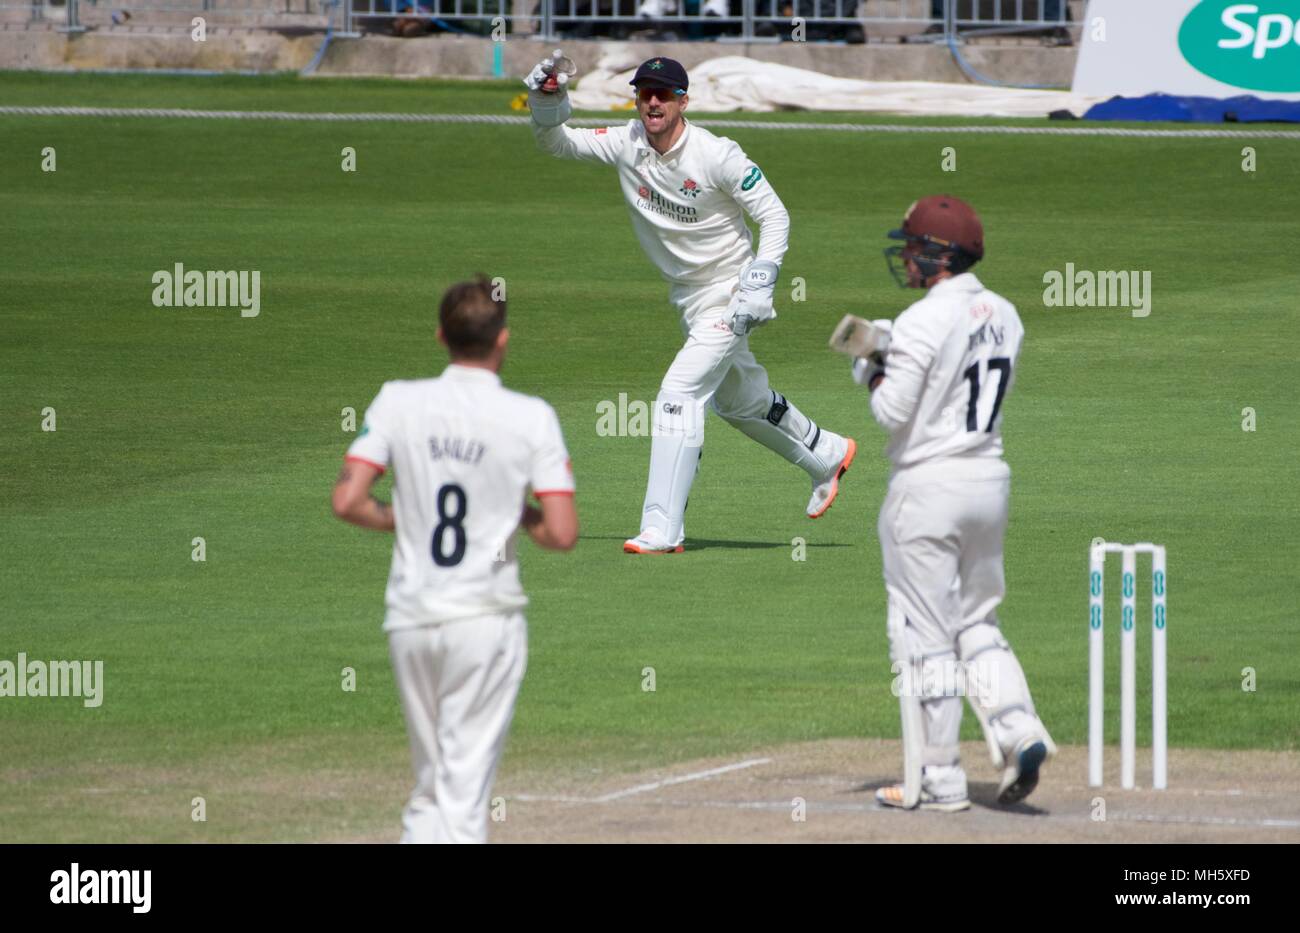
[636,86,685,103]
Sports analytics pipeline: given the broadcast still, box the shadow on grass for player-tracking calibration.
[851,780,1049,816]
[580,535,853,551]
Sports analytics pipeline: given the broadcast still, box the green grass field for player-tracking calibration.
[2,72,1297,842]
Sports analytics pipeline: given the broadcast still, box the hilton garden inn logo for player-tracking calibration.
[50,864,151,914]
[0,653,103,708]
[151,262,261,318]
[1042,263,1153,318]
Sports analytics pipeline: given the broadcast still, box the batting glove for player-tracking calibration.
[850,318,892,389]
[725,260,779,336]
[850,354,883,387]
[867,317,893,354]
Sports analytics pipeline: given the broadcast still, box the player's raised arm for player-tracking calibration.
[525,49,623,165]
[867,312,935,432]
[723,144,791,269]
[719,144,791,336]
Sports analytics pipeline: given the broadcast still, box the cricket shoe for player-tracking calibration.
[996,735,1053,805]
[806,435,856,519]
[623,529,684,555]
[875,784,971,813]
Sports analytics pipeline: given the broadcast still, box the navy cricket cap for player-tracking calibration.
[629,57,689,93]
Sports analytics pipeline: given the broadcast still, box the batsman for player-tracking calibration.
[525,52,856,554]
[849,195,1056,811]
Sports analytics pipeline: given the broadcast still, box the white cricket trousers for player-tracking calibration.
[637,280,841,542]
[878,457,1045,770]
[663,281,832,464]
[387,612,527,844]
[878,458,1011,644]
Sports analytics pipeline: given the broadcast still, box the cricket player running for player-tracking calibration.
[853,196,1055,811]
[525,53,856,554]
[333,277,578,842]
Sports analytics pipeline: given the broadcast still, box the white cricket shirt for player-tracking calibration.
[534,118,790,286]
[871,273,1024,471]
[346,365,574,630]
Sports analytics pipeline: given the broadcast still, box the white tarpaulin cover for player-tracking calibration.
[569,53,1105,118]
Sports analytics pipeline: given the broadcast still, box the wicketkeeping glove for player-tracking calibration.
[524,49,575,128]
[725,260,779,336]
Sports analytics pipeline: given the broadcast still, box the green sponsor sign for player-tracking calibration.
[1179,1,1300,92]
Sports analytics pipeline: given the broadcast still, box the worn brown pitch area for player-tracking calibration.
[488,739,1300,843]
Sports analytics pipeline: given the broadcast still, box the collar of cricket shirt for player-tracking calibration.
[635,119,691,162]
[931,271,982,295]
[443,363,502,385]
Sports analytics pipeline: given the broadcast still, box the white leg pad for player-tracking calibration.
[640,392,705,544]
[715,389,839,479]
[890,601,962,798]
[958,620,1052,766]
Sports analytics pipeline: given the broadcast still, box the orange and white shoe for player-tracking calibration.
[623,530,685,555]
[875,783,971,813]
[807,436,856,519]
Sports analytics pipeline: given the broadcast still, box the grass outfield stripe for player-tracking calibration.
[2,77,1296,839]
[2,105,1300,138]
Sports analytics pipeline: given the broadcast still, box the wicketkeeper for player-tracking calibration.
[853,195,1055,810]
[525,52,856,554]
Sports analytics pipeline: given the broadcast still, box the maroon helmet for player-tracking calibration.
[885,195,984,287]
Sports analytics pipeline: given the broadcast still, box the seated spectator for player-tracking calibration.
[633,0,737,39]
[758,0,867,42]
[637,0,730,17]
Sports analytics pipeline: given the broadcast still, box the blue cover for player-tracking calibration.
[1082,93,1300,124]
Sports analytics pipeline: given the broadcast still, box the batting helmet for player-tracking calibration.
[885,195,984,288]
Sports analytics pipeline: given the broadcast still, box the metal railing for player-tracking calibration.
[0,0,70,30]
[343,0,1073,40]
[8,0,1075,40]
[6,0,333,32]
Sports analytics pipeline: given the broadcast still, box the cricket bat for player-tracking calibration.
[828,314,890,359]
